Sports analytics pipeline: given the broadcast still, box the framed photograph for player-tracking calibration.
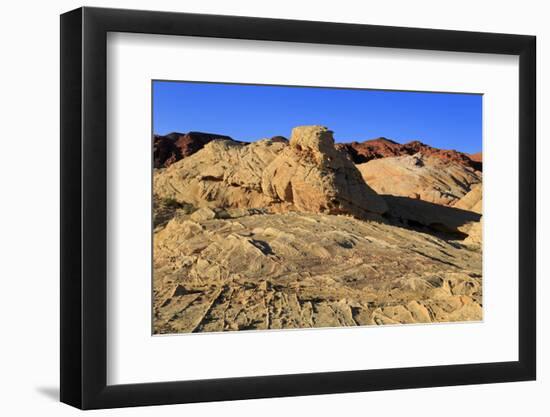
[60,6,536,409]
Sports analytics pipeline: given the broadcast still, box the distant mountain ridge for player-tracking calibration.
[153,131,481,171]
[469,152,482,162]
[153,131,234,168]
[336,137,482,171]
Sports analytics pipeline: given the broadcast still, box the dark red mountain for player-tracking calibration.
[153,131,234,168]
[336,138,403,163]
[336,137,482,171]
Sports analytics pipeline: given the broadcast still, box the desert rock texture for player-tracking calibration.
[153,126,482,333]
[336,138,482,171]
[357,153,481,206]
[153,131,234,168]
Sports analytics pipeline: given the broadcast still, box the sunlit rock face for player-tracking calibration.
[154,125,387,217]
[357,152,481,207]
[152,125,483,334]
[261,126,388,216]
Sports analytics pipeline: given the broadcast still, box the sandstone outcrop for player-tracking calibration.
[154,138,284,209]
[383,195,481,237]
[153,210,482,333]
[404,141,481,171]
[463,219,482,246]
[261,126,388,216]
[357,153,481,206]
[154,126,388,217]
[152,125,483,334]
[153,131,234,168]
[337,138,482,171]
[453,183,482,214]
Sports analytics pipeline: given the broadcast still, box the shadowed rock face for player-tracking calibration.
[154,126,388,217]
[463,219,482,246]
[382,195,481,237]
[404,141,482,171]
[337,138,482,171]
[153,131,234,168]
[154,131,482,171]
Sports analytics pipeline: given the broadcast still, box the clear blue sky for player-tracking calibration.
[153,81,482,154]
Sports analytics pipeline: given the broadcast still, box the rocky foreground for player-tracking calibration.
[153,126,482,333]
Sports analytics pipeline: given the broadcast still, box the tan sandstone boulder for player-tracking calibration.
[463,219,482,246]
[262,126,388,216]
[154,126,387,217]
[154,138,286,209]
[357,153,481,206]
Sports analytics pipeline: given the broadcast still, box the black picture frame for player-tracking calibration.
[60,6,536,410]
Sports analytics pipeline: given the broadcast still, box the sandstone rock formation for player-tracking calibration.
[154,126,387,217]
[463,219,482,246]
[154,138,284,209]
[153,210,482,333]
[357,153,481,206]
[153,194,195,229]
[452,184,482,245]
[152,125,483,334]
[404,141,481,171]
[336,137,404,163]
[261,126,388,216]
[153,131,234,168]
[453,183,482,214]
[337,138,482,171]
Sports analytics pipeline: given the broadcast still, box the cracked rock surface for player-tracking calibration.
[152,125,482,334]
[153,211,482,334]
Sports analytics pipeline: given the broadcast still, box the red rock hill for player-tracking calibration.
[336,138,482,171]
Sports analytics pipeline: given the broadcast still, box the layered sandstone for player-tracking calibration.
[153,125,483,334]
[337,138,482,171]
[154,138,284,209]
[154,126,387,217]
[153,210,482,333]
[153,131,234,168]
[463,219,482,246]
[261,126,387,216]
[453,183,482,214]
[357,153,481,206]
